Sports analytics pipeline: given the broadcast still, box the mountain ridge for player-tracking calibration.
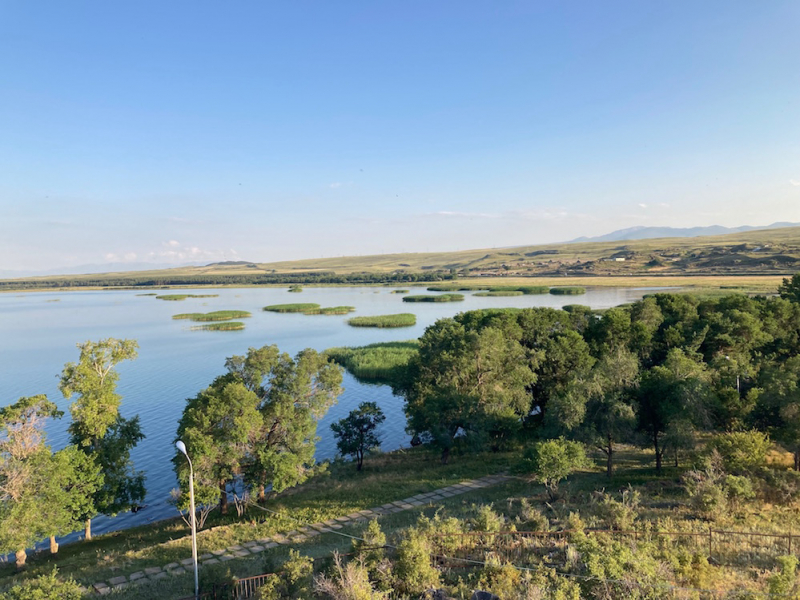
[569,222,800,243]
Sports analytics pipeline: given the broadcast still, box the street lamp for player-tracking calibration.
[724,355,740,395]
[176,440,199,600]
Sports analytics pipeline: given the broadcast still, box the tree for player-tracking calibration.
[637,349,712,472]
[403,320,536,463]
[175,345,342,515]
[779,273,800,304]
[331,402,386,471]
[0,568,83,600]
[756,356,800,470]
[522,438,589,499]
[59,338,144,540]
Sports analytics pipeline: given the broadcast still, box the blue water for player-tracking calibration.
[0,285,656,537]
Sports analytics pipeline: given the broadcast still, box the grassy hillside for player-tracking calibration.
[1,226,798,292]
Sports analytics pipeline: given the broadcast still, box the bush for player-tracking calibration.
[705,431,771,473]
[395,528,440,593]
[471,504,506,533]
[314,554,388,600]
[353,519,387,569]
[768,555,798,597]
[597,486,640,531]
[259,550,314,599]
[521,438,590,497]
[518,498,549,531]
[0,569,83,600]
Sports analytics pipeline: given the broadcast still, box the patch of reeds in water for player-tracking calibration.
[263,303,321,313]
[136,293,158,296]
[426,285,488,292]
[402,293,465,303]
[474,291,524,297]
[390,290,410,294]
[288,285,303,293]
[156,294,219,301]
[303,306,356,315]
[325,340,419,385]
[173,310,251,322]
[549,286,586,295]
[192,321,246,331]
[347,313,417,328]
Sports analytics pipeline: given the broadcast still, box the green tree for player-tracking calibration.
[331,402,386,471]
[404,320,536,463]
[0,568,83,600]
[778,273,800,303]
[59,339,144,540]
[756,356,800,470]
[637,349,712,472]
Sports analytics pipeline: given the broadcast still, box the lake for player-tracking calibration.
[0,285,661,537]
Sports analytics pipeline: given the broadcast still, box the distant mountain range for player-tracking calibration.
[0,261,208,279]
[569,222,800,244]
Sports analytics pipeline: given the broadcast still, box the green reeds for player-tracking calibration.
[325,340,419,385]
[263,303,321,313]
[155,294,219,301]
[474,291,524,297]
[390,290,410,294]
[173,310,252,322]
[193,321,245,331]
[426,285,488,292]
[402,293,465,303]
[303,306,356,315]
[549,287,586,295]
[136,293,158,296]
[347,313,417,328]
[288,285,303,293]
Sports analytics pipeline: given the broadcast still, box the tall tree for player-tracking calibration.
[59,339,144,540]
[756,356,800,470]
[637,349,712,472]
[778,273,800,304]
[404,320,536,463]
[331,402,386,471]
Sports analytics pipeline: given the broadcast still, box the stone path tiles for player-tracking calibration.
[88,473,511,594]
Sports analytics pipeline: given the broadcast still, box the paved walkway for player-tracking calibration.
[89,473,511,595]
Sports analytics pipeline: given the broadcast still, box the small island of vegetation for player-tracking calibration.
[172,310,252,322]
[347,313,417,328]
[325,340,418,385]
[549,286,586,295]
[263,303,321,313]
[288,285,303,293]
[302,306,356,315]
[155,294,219,301]
[402,293,464,303]
[193,321,246,331]
[390,289,410,294]
[474,290,524,297]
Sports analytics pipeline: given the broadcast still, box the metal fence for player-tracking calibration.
[428,528,797,570]
[178,573,275,600]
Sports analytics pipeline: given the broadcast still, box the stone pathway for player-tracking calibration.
[89,473,511,595]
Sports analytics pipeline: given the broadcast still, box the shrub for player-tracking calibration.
[353,519,387,569]
[518,498,549,531]
[471,504,506,533]
[597,486,640,531]
[0,569,83,600]
[475,555,523,598]
[395,528,440,593]
[314,554,388,600]
[768,556,799,597]
[705,431,771,473]
[521,438,590,497]
[259,550,314,599]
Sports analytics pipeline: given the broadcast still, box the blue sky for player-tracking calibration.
[1,1,799,272]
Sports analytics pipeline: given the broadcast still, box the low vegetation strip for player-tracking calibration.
[491,285,549,294]
[347,313,417,328]
[172,310,252,321]
[263,303,321,313]
[549,286,586,295]
[193,322,246,331]
[156,294,219,301]
[85,472,512,596]
[402,293,464,302]
[474,291,524,297]
[303,306,356,315]
[426,285,489,292]
[325,340,419,386]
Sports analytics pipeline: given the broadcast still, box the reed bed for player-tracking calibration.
[474,291,524,297]
[325,340,419,385]
[490,285,549,294]
[288,285,303,293]
[426,285,488,292]
[155,294,219,301]
[347,313,417,328]
[263,303,321,313]
[390,289,410,294]
[403,293,465,303]
[549,286,586,295]
[303,306,356,315]
[172,310,251,322]
[135,293,158,296]
[193,321,246,331]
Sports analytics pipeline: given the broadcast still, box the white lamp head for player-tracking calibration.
[176,440,188,456]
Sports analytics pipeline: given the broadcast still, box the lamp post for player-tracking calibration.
[176,440,199,600]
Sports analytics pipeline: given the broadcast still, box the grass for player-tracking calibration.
[390,289,410,294]
[303,306,356,315]
[403,293,465,303]
[325,340,419,385]
[263,303,321,313]
[426,285,489,292]
[0,447,512,594]
[549,286,586,295]
[193,322,246,331]
[347,313,417,328]
[155,294,219,301]
[288,285,303,293]
[135,293,158,296]
[172,310,252,321]
[474,291,524,297]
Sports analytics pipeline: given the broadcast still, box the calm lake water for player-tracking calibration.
[0,285,661,537]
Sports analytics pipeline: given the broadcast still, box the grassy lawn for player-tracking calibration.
[0,448,513,590]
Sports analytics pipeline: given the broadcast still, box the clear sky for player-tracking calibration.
[2,1,799,273]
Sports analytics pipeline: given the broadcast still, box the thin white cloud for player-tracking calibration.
[329,182,342,188]
[638,203,648,208]
[791,179,800,186]
[167,240,180,247]
[433,210,500,219]
[657,202,671,208]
